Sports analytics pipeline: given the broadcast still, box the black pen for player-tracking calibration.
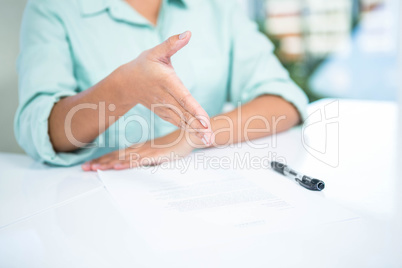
[270,162,325,191]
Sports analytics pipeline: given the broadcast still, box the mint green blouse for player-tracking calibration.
[15,0,308,166]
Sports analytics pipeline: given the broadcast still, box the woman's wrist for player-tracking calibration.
[111,64,139,109]
[180,130,210,150]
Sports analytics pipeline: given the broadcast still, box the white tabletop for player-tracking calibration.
[0,99,401,268]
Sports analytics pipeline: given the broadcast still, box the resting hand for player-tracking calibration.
[81,130,197,171]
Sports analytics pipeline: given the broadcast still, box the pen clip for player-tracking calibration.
[296,177,325,191]
[296,178,315,190]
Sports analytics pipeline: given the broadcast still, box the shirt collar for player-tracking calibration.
[79,0,189,16]
[79,0,109,16]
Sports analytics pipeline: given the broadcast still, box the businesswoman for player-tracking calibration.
[15,0,308,171]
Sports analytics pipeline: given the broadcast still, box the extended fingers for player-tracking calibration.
[81,150,170,172]
[82,155,113,171]
[166,77,212,130]
[153,96,208,140]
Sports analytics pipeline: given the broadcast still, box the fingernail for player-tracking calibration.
[201,137,208,146]
[210,132,216,144]
[82,163,91,171]
[200,120,208,129]
[92,164,101,170]
[204,131,214,146]
[179,31,188,40]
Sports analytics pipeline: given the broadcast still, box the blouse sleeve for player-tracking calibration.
[227,1,308,121]
[14,0,98,166]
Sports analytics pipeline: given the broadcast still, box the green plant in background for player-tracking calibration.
[254,0,366,103]
[267,36,324,103]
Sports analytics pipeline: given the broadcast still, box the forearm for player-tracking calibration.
[187,95,300,148]
[49,32,215,153]
[48,68,133,152]
[83,95,301,171]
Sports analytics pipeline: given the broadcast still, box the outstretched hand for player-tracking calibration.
[119,31,214,146]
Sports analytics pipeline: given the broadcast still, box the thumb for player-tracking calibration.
[152,31,192,62]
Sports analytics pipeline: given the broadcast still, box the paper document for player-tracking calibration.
[98,166,358,249]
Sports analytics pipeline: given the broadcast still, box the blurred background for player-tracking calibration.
[0,0,399,154]
[240,0,399,102]
[0,0,26,154]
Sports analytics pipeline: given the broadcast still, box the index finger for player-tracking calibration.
[167,76,211,130]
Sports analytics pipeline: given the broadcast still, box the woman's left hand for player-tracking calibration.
[81,130,197,171]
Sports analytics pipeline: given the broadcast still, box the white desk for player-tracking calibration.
[0,99,401,267]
